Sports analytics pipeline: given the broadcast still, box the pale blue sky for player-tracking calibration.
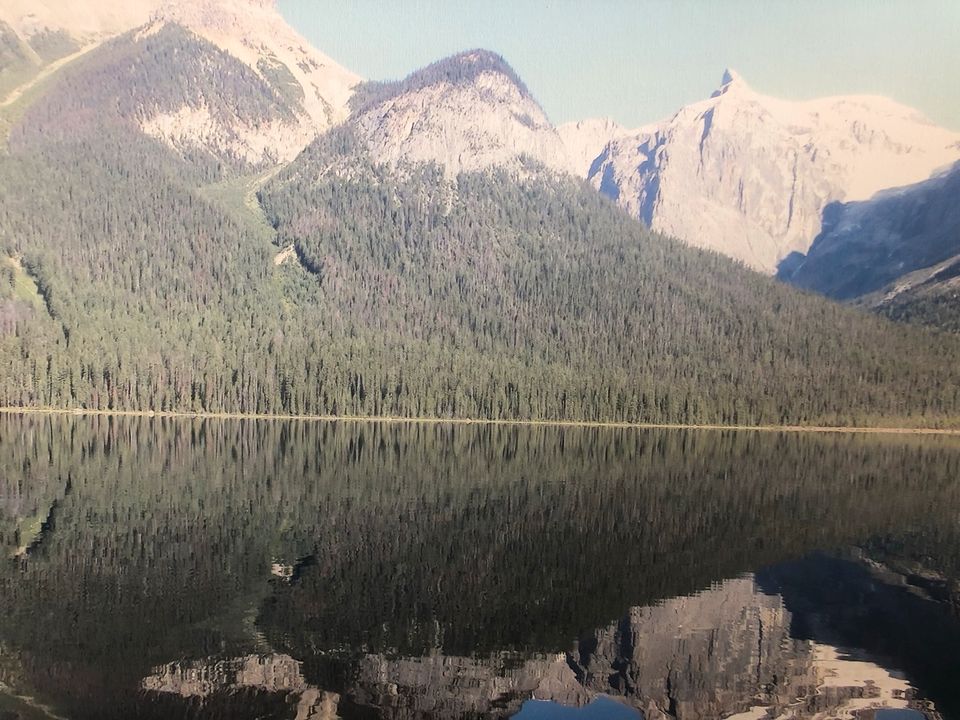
[278,0,960,130]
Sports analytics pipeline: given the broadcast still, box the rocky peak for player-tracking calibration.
[0,0,360,142]
[350,49,571,176]
[152,0,360,131]
[427,48,530,93]
[585,71,960,272]
[350,48,531,116]
[712,67,749,97]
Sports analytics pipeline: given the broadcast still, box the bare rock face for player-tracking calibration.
[350,50,571,176]
[0,0,157,43]
[153,0,359,133]
[779,162,960,303]
[137,573,933,720]
[353,652,586,719]
[584,70,960,272]
[556,117,631,177]
[567,577,815,720]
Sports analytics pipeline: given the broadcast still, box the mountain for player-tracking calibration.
[147,575,915,720]
[579,70,960,272]
[348,49,571,175]
[556,117,630,177]
[0,0,359,163]
[253,108,960,426]
[0,0,156,43]
[3,11,960,428]
[779,162,960,331]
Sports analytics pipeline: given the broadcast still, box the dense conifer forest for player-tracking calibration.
[882,293,960,333]
[1,26,960,426]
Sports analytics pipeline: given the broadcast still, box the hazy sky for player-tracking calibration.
[278,0,960,131]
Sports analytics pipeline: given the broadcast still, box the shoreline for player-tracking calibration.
[1,407,958,436]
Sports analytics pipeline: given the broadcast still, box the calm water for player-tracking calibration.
[1,416,959,720]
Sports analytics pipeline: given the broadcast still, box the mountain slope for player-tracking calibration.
[4,33,960,426]
[8,23,317,167]
[153,0,359,133]
[255,114,960,426]
[348,49,571,175]
[0,0,359,158]
[779,162,960,330]
[583,70,960,272]
[556,117,630,177]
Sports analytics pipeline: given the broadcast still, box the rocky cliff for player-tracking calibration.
[580,70,960,272]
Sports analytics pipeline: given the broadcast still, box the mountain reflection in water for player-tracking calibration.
[0,415,958,720]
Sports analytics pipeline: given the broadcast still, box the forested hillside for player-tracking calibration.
[0,18,79,98]
[9,23,309,167]
[2,33,960,426]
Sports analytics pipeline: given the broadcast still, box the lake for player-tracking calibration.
[0,414,958,720]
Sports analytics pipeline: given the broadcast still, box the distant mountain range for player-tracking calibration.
[1,0,959,424]
[569,70,960,273]
[4,0,957,272]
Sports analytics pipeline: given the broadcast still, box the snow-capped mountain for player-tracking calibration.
[580,70,960,272]
[349,49,571,176]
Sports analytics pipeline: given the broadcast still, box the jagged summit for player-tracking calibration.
[712,68,749,97]
[582,71,960,272]
[721,68,744,86]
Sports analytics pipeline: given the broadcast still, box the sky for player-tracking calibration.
[277,0,960,131]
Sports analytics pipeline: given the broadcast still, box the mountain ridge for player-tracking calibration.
[347,48,571,176]
[571,70,960,272]
[0,0,360,161]
[3,2,960,422]
[780,161,960,331]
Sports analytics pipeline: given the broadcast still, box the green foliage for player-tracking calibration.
[880,288,960,332]
[255,128,960,426]
[26,29,78,64]
[3,29,960,425]
[256,52,305,110]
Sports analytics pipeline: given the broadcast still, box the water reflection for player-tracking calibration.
[0,416,958,719]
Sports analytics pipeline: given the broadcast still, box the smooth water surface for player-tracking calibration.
[1,415,959,719]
